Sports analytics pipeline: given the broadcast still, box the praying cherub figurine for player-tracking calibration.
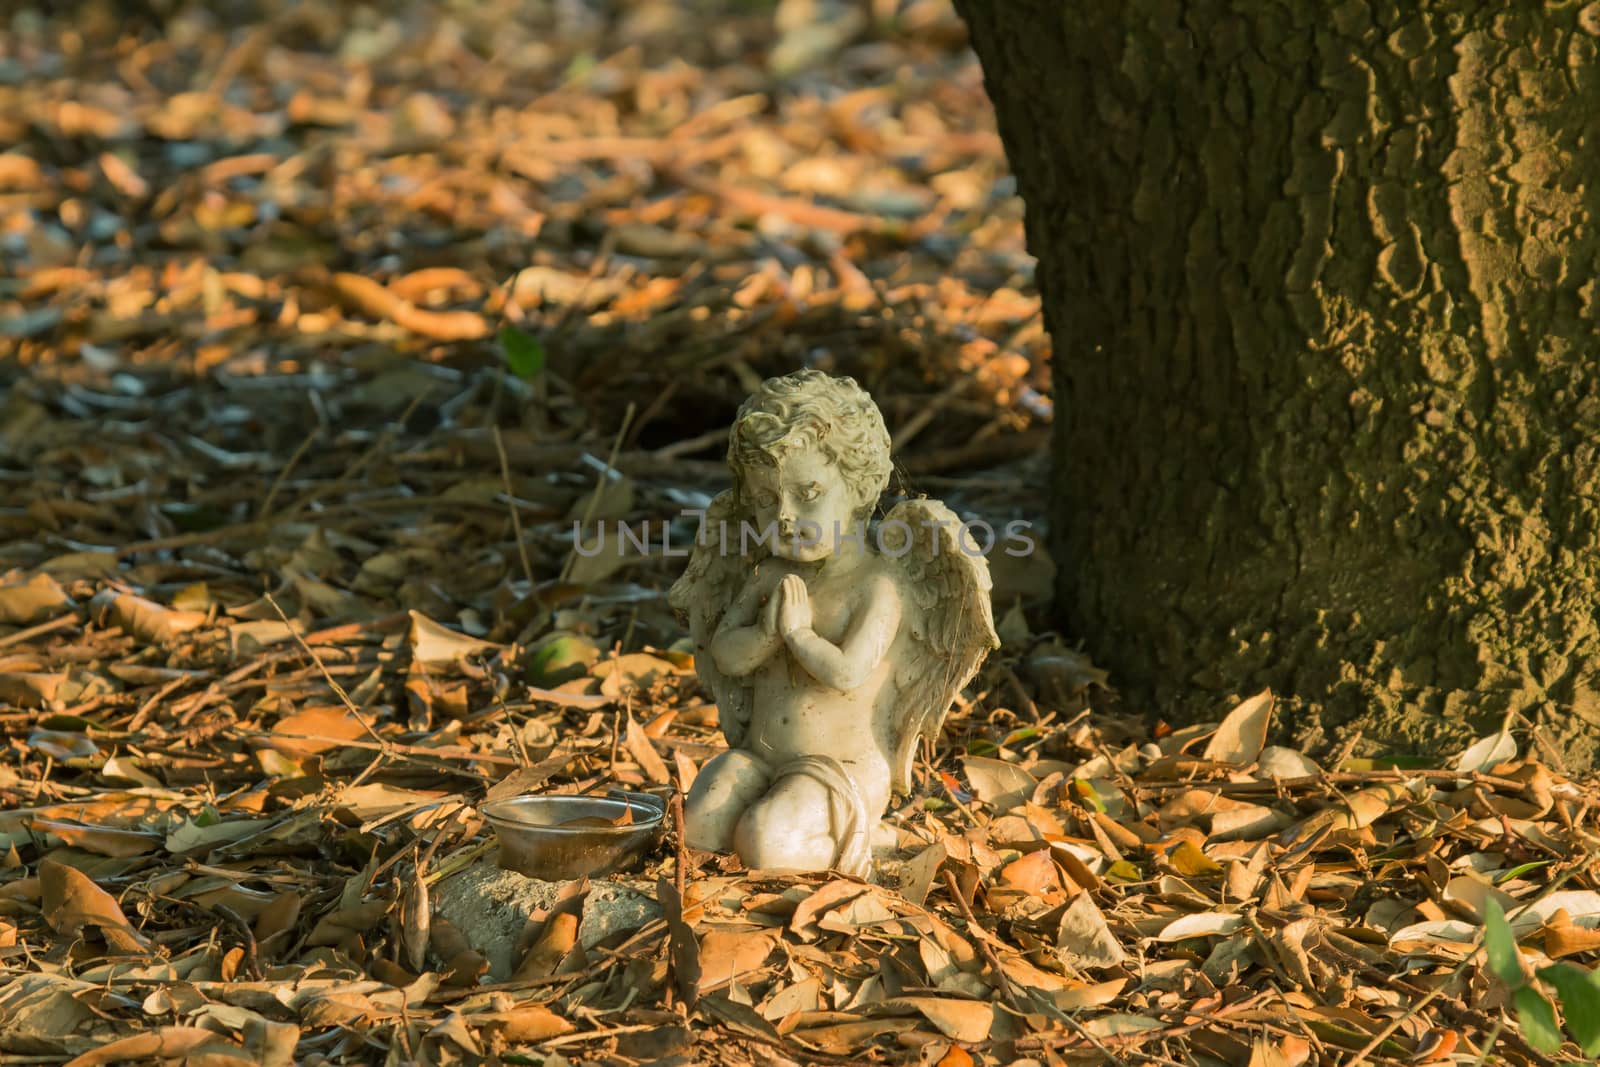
[668,370,999,876]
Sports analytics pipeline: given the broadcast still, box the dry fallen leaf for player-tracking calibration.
[1056,891,1126,969]
[1257,746,1321,778]
[961,755,1037,812]
[0,573,72,624]
[64,1027,216,1067]
[1388,919,1478,947]
[1168,839,1224,876]
[1202,688,1274,765]
[516,912,579,981]
[40,860,150,953]
[477,1003,574,1042]
[624,712,672,784]
[408,611,500,670]
[259,705,372,757]
[998,848,1062,897]
[30,819,161,858]
[1156,911,1245,942]
[697,926,779,992]
[1454,727,1518,773]
[103,593,207,643]
[400,857,430,974]
[887,997,996,1043]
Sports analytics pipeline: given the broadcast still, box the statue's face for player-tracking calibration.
[742,445,857,562]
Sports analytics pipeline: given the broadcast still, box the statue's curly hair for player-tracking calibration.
[728,369,892,516]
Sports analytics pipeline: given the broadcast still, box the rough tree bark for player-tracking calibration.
[954,1,1600,765]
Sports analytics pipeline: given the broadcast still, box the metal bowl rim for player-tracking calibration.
[481,794,665,836]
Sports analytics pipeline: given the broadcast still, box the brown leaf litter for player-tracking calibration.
[3,1,1600,1065]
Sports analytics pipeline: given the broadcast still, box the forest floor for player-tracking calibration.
[2,2,1598,1065]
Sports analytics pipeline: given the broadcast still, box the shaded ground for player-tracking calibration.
[2,2,1599,1065]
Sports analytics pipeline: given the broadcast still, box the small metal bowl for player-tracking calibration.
[481,791,666,880]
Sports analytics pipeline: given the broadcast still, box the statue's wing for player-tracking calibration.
[882,499,1001,795]
[667,491,756,747]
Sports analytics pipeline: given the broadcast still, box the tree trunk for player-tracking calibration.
[954,0,1600,766]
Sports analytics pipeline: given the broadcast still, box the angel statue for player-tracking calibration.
[667,369,999,877]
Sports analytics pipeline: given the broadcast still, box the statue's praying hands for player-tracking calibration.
[775,574,811,635]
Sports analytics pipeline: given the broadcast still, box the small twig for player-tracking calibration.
[673,789,688,904]
[667,164,888,235]
[259,421,319,519]
[264,594,394,788]
[425,950,631,1003]
[652,423,729,460]
[126,674,192,733]
[999,663,1040,722]
[1055,1011,1135,1065]
[551,227,617,335]
[609,696,625,771]
[668,788,689,1014]
[1471,1019,1505,1066]
[227,726,517,766]
[1242,913,1297,990]
[1320,935,1545,1061]
[559,402,637,583]
[212,903,262,981]
[890,374,970,453]
[1330,728,1365,768]
[935,760,982,830]
[265,597,372,727]
[1136,768,1532,795]
[897,425,1050,476]
[1269,983,1330,1060]
[0,613,78,651]
[1017,993,1268,1065]
[623,377,679,449]
[492,424,539,593]
[953,870,1136,1066]
[535,1023,682,1050]
[279,388,429,519]
[423,839,496,886]
[116,494,520,558]
[941,869,1020,1011]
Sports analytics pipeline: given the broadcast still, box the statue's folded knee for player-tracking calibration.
[732,793,836,872]
[682,795,726,852]
[682,749,772,852]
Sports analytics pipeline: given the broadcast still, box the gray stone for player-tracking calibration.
[431,856,660,981]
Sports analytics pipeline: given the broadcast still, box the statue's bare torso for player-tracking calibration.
[741,557,905,818]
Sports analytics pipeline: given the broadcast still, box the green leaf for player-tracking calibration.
[1000,726,1040,747]
[563,52,598,82]
[40,714,94,732]
[1515,985,1564,1054]
[965,738,999,757]
[525,633,596,686]
[1071,778,1107,814]
[1496,860,1551,885]
[1484,897,1524,988]
[1106,860,1141,882]
[1539,963,1600,1056]
[1301,1019,1410,1057]
[159,501,229,532]
[498,324,545,381]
